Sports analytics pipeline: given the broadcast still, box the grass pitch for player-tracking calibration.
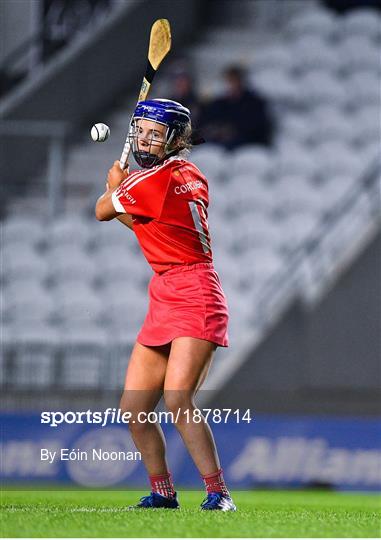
[1,489,380,538]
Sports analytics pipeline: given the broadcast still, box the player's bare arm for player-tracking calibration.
[116,213,134,230]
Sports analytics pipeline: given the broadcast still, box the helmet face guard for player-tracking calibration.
[128,117,173,169]
[128,99,191,169]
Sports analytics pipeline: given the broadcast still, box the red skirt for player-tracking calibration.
[137,262,229,348]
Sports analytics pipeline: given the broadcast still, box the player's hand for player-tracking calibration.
[107,161,129,190]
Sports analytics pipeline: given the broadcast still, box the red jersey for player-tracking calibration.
[112,157,213,273]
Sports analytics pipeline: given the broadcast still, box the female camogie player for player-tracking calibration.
[95,99,236,511]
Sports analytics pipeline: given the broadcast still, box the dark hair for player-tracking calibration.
[170,123,193,152]
[223,65,246,81]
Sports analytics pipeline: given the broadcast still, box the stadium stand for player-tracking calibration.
[1,0,380,399]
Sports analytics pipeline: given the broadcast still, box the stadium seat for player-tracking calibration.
[64,146,111,188]
[251,69,297,102]
[339,36,381,75]
[105,245,141,312]
[3,243,40,265]
[314,141,366,180]
[212,248,244,290]
[320,176,359,212]
[208,216,239,251]
[241,247,284,280]
[107,303,145,332]
[279,114,313,145]
[49,215,93,249]
[346,71,381,109]
[5,293,56,325]
[102,340,134,389]
[95,217,138,249]
[188,44,251,90]
[352,105,381,148]
[7,323,58,388]
[241,0,321,29]
[232,214,284,252]
[3,281,48,304]
[1,246,49,283]
[249,45,291,73]
[227,183,276,216]
[281,213,322,250]
[222,287,256,345]
[48,243,91,264]
[204,27,254,50]
[101,280,148,309]
[348,188,377,223]
[290,36,340,74]
[191,43,253,72]
[208,182,231,217]
[340,8,381,42]
[310,201,372,282]
[95,240,145,266]
[276,175,324,216]
[49,255,98,287]
[2,217,45,249]
[54,280,97,299]
[308,106,354,146]
[296,70,347,109]
[227,173,280,216]
[229,145,273,178]
[58,325,108,389]
[56,290,104,325]
[275,145,318,179]
[189,144,227,182]
[3,268,48,291]
[106,293,148,342]
[95,244,151,285]
[286,9,338,41]
[361,141,380,164]
[47,245,98,285]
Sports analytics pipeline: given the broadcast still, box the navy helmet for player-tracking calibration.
[128,98,191,168]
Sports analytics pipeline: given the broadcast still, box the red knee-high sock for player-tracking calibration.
[149,471,176,498]
[202,468,229,496]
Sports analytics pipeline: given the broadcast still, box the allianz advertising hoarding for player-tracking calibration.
[1,412,380,491]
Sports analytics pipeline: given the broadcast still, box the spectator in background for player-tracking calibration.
[199,65,273,150]
[168,69,202,127]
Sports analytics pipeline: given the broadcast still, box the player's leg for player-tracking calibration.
[163,337,218,474]
[121,341,170,474]
[164,337,235,510]
[121,341,177,505]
